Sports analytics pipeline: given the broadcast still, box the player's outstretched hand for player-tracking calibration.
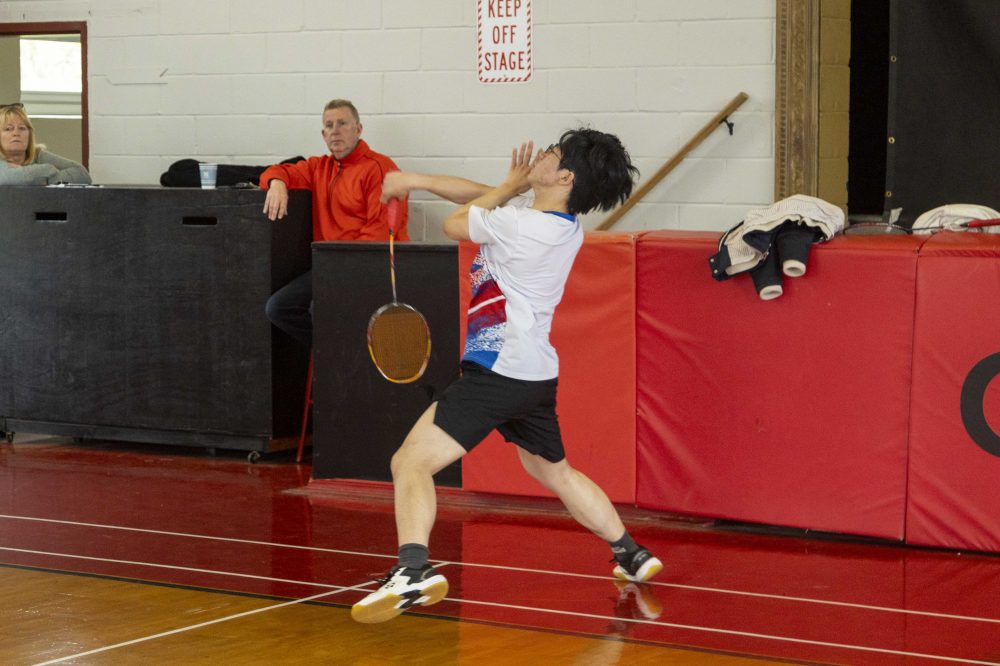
[504,141,534,194]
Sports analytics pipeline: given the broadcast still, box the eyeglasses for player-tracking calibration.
[544,144,564,167]
[544,143,564,159]
[1,102,25,111]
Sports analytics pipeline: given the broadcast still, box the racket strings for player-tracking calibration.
[368,304,430,383]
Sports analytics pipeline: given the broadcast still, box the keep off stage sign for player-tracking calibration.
[477,0,532,83]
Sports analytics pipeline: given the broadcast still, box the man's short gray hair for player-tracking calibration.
[324,99,360,123]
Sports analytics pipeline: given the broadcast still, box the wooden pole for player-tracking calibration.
[597,92,750,231]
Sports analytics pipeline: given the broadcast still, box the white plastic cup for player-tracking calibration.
[198,163,218,189]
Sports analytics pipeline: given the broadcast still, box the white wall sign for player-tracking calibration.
[477,0,532,84]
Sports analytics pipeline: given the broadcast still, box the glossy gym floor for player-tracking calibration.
[2,435,999,665]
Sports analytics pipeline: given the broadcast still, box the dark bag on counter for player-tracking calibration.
[159,156,305,187]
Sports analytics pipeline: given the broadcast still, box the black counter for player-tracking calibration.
[311,241,461,485]
[0,186,312,454]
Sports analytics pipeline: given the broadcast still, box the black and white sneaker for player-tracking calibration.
[351,564,449,624]
[612,546,662,583]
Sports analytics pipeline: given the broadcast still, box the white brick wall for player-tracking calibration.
[3,0,776,236]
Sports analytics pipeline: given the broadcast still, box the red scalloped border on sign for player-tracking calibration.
[477,0,532,84]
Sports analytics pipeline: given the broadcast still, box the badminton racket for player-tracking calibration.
[913,218,1000,233]
[367,198,431,383]
[845,218,1000,235]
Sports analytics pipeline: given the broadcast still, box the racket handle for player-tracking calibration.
[965,218,1000,229]
[386,198,400,235]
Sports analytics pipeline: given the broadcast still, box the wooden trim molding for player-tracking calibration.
[775,0,820,199]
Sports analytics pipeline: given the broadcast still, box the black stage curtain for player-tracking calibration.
[848,0,889,215]
[887,0,1000,224]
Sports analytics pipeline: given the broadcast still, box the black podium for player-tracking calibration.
[0,186,312,455]
[311,242,461,486]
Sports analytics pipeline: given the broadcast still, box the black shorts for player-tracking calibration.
[433,361,565,463]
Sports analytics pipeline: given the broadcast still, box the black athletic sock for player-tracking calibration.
[609,531,639,564]
[398,543,430,570]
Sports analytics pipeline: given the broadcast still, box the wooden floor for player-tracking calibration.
[2,435,1000,665]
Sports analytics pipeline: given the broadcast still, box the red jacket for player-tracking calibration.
[259,139,409,241]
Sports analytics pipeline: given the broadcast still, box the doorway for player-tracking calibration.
[0,22,88,168]
[847,0,889,217]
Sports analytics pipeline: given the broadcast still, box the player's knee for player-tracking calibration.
[390,446,410,478]
[390,442,430,477]
[523,456,571,489]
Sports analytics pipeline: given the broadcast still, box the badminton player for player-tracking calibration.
[352,128,661,624]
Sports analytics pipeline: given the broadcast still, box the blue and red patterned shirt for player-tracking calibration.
[464,196,582,381]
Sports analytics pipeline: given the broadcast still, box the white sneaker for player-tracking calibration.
[351,564,449,624]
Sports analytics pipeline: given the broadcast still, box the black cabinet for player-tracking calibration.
[0,186,312,453]
[311,242,460,485]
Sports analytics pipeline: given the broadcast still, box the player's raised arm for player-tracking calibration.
[381,171,493,205]
[442,141,536,241]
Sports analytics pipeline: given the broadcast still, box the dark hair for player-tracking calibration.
[555,128,639,216]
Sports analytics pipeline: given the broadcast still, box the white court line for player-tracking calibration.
[30,585,370,666]
[455,598,1000,666]
[2,513,999,626]
[0,513,397,560]
[5,545,994,666]
[0,545,354,589]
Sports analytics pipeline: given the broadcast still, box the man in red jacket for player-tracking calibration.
[259,99,408,347]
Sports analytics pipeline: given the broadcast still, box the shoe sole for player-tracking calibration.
[350,579,449,624]
[613,557,663,583]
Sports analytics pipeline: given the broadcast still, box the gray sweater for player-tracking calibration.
[0,149,92,185]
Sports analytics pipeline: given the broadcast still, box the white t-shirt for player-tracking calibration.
[464,196,583,381]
